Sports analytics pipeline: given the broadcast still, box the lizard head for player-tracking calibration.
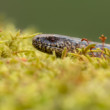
[32,34,76,57]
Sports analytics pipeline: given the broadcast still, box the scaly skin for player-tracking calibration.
[32,34,110,57]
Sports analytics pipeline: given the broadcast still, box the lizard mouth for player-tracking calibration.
[32,40,64,56]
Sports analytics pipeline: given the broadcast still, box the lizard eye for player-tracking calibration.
[46,37,59,42]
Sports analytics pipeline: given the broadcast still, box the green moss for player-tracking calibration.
[0,24,110,110]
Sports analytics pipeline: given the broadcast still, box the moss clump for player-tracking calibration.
[0,24,110,110]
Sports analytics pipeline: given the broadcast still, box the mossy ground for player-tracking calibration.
[0,24,110,110]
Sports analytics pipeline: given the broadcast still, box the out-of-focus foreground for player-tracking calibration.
[0,23,110,110]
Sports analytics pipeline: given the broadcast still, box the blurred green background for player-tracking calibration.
[0,0,110,42]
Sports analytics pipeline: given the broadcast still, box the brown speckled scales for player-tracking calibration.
[32,34,110,57]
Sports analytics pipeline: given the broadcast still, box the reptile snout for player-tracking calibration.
[32,36,41,49]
